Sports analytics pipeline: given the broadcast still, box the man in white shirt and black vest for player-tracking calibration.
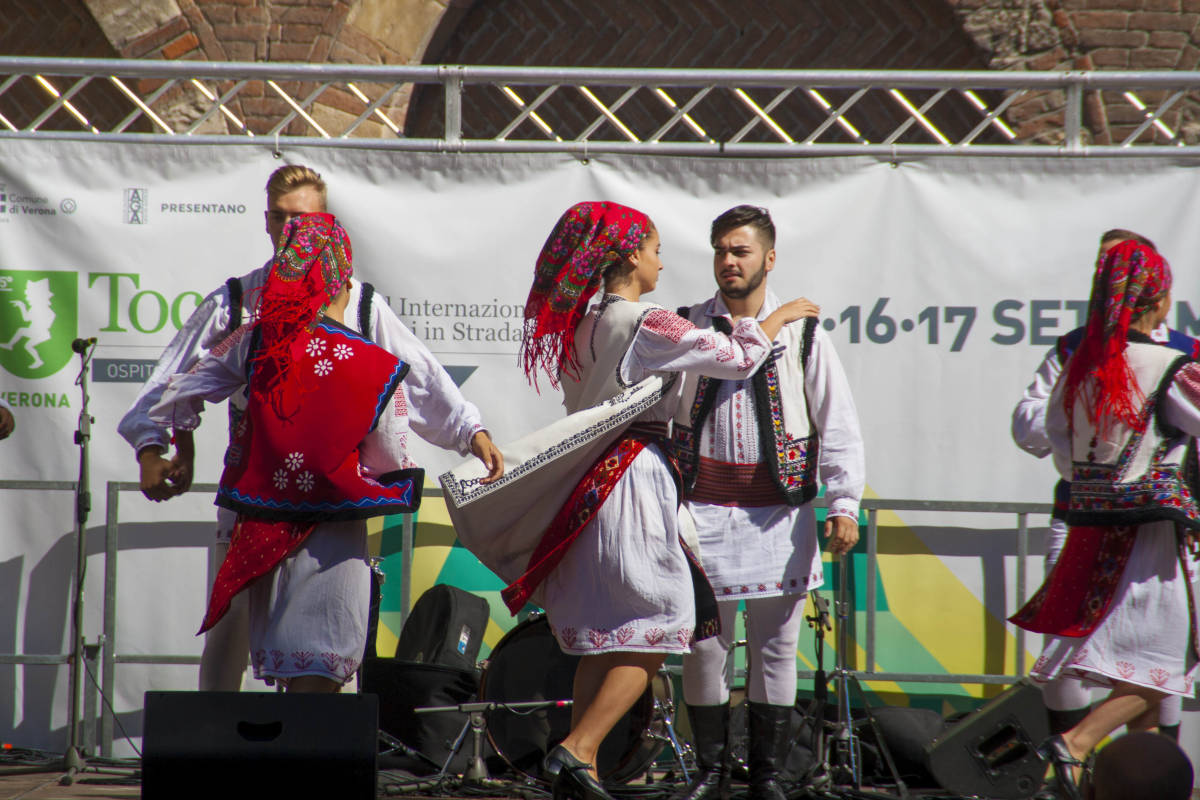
[672,205,865,800]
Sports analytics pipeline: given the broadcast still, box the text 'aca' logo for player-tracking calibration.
[0,270,77,378]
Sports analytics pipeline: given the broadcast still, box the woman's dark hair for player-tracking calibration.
[1099,228,1155,250]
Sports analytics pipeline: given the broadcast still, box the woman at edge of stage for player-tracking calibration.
[514,201,817,800]
[1011,240,1200,800]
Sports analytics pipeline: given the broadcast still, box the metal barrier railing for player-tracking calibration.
[1,57,1199,156]
[94,481,1052,755]
[0,478,1050,756]
[0,479,96,752]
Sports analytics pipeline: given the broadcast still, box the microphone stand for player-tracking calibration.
[62,337,95,783]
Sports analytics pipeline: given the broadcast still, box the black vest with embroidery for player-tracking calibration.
[672,312,819,507]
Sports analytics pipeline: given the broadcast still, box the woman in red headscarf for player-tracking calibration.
[153,213,424,692]
[510,202,817,800]
[1011,240,1200,797]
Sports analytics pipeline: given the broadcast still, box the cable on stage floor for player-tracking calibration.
[0,746,59,768]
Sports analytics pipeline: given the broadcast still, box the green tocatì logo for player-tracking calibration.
[0,270,77,378]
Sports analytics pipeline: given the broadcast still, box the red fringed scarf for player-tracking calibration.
[1062,240,1172,438]
[252,212,353,420]
[520,201,652,388]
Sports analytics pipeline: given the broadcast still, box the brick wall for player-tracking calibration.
[950,0,1200,143]
[7,0,1200,144]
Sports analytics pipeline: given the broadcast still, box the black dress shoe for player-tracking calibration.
[543,744,614,800]
[1038,734,1084,800]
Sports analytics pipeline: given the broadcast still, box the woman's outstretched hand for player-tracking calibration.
[471,430,505,484]
[776,296,821,324]
[760,297,821,340]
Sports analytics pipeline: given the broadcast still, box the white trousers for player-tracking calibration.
[198,540,249,691]
[682,593,805,706]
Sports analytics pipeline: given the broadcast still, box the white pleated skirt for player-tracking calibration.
[542,444,697,655]
[1030,521,1198,697]
[246,519,370,686]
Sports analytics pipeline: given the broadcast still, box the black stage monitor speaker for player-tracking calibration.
[924,679,1049,800]
[394,583,490,672]
[142,690,377,800]
[361,657,482,775]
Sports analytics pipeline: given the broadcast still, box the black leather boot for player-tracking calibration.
[746,702,792,800]
[677,704,730,800]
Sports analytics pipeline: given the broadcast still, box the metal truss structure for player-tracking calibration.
[1,56,1198,157]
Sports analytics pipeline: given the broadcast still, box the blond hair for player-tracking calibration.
[265,164,327,209]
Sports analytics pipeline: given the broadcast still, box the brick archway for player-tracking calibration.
[66,0,463,136]
[1,0,148,132]
[403,0,1003,143]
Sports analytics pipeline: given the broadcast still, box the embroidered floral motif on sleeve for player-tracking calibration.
[313,358,333,377]
[296,471,315,492]
[394,385,408,417]
[207,324,251,361]
[284,451,304,470]
[305,338,327,357]
[731,318,765,369]
[1175,363,1200,406]
[272,469,289,490]
[641,308,696,344]
[333,342,353,360]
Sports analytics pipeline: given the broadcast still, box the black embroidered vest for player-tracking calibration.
[672,310,819,507]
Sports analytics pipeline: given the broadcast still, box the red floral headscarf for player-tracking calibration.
[520,201,652,387]
[1062,239,1172,435]
[251,213,353,417]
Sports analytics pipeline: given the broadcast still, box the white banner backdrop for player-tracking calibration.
[3,139,1200,756]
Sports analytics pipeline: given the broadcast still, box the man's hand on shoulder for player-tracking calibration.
[470,430,504,484]
[0,406,13,440]
[824,514,859,556]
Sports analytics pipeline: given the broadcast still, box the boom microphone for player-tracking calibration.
[71,337,97,354]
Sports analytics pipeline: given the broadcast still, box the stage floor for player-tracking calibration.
[6,768,1199,800]
[0,770,138,799]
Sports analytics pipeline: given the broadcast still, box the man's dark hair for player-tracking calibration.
[711,205,775,249]
[1086,732,1192,800]
[1099,228,1155,250]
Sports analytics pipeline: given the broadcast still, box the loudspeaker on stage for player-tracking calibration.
[924,678,1049,800]
[142,690,378,799]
